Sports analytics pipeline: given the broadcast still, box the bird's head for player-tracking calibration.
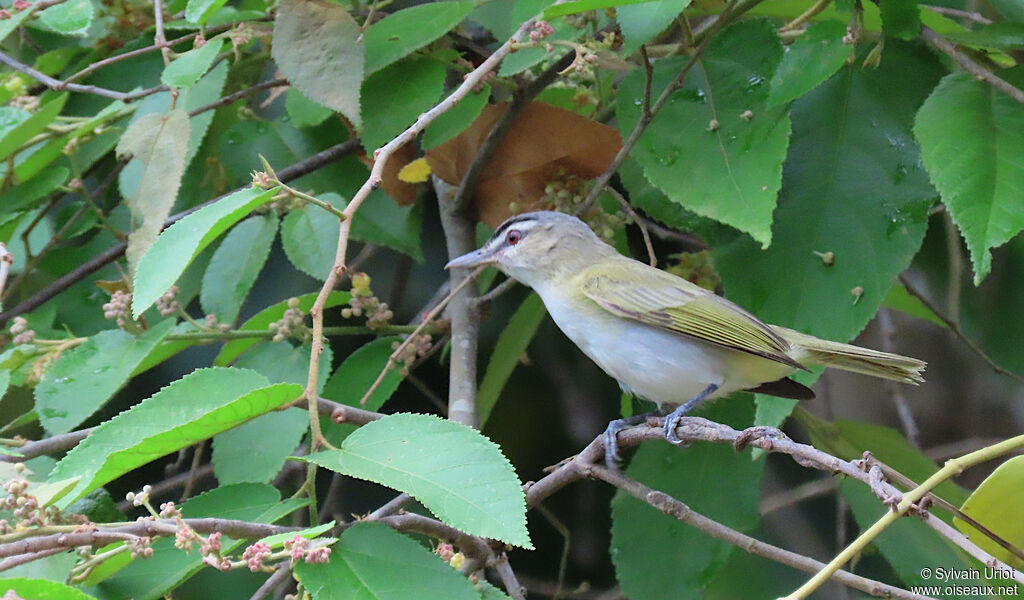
[445,211,615,289]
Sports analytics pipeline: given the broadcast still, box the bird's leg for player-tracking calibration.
[663,383,719,444]
[604,410,664,467]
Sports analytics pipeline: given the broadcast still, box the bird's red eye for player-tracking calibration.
[506,229,522,245]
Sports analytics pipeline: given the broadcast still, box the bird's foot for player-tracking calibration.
[603,418,629,467]
[603,411,663,468]
[663,383,719,445]
[663,406,687,445]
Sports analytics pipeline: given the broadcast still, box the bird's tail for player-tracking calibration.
[773,326,926,384]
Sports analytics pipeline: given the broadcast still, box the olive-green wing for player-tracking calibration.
[579,261,803,369]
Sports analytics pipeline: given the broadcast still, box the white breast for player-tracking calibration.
[534,284,795,408]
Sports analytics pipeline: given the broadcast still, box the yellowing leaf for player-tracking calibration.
[116,109,190,274]
[398,157,431,183]
[955,455,1024,569]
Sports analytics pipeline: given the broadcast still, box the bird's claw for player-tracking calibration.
[603,419,627,468]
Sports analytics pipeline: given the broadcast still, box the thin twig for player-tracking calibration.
[189,78,290,117]
[471,277,518,310]
[493,552,526,600]
[366,493,413,520]
[590,465,934,600]
[899,274,1024,385]
[0,244,12,308]
[0,52,168,102]
[356,268,480,407]
[779,0,833,32]
[921,4,992,25]
[639,45,653,119]
[249,563,292,600]
[783,434,1024,598]
[153,0,171,68]
[0,429,91,463]
[921,26,1024,105]
[180,440,206,500]
[64,33,198,84]
[877,309,919,446]
[0,140,361,326]
[606,186,656,267]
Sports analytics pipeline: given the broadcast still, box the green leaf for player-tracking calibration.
[322,337,404,412]
[883,283,945,328]
[185,0,230,25]
[360,56,445,152]
[200,214,278,324]
[364,0,475,75]
[15,99,125,183]
[955,455,1024,569]
[616,0,692,56]
[285,88,334,128]
[116,109,191,274]
[714,43,941,344]
[214,291,350,365]
[211,342,331,484]
[478,293,546,426]
[944,23,1024,50]
[0,7,38,44]
[280,197,343,280]
[294,522,479,600]
[546,0,659,18]
[880,0,920,40]
[351,193,424,261]
[0,93,67,163]
[273,0,363,127]
[0,578,95,600]
[914,68,1024,284]
[421,85,490,150]
[258,521,334,549]
[35,320,176,435]
[161,39,224,89]
[0,166,69,218]
[991,0,1024,22]
[48,368,300,507]
[132,186,277,319]
[767,20,850,107]
[611,399,762,600]
[39,0,94,35]
[96,483,304,600]
[304,413,532,548]
[616,19,789,247]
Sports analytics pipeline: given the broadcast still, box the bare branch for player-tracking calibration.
[590,465,934,600]
[189,78,290,117]
[899,274,1024,385]
[921,26,1024,105]
[0,51,169,102]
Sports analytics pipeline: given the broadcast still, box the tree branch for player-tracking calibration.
[0,51,168,102]
[589,465,935,600]
[0,139,361,326]
[921,26,1024,105]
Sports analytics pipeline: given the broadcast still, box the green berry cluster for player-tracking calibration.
[665,251,721,292]
[341,273,394,330]
[539,173,626,243]
[391,333,433,376]
[269,298,310,342]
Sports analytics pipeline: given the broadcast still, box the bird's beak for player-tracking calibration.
[445,248,493,270]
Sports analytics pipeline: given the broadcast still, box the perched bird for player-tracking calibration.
[446,211,926,464]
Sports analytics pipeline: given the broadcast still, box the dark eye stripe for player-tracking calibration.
[490,214,536,243]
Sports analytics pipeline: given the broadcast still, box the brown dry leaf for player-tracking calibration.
[424,102,622,226]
